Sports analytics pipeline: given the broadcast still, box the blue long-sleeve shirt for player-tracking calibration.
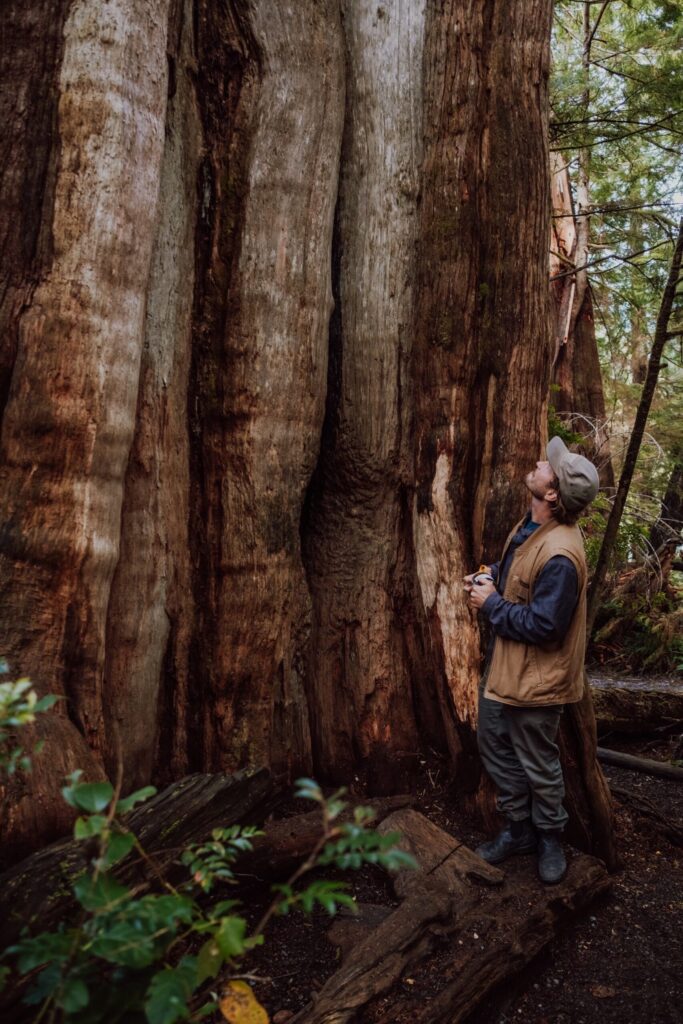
[481,515,578,646]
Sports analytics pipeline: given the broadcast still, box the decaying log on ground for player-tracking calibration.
[610,785,683,847]
[361,855,611,1024]
[591,685,683,736]
[291,878,464,1024]
[303,812,608,1024]
[376,808,503,895]
[597,747,683,781]
[0,769,275,947]
[246,796,413,880]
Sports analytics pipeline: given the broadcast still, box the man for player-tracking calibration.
[466,436,599,884]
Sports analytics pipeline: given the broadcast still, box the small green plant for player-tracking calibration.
[1,690,416,1024]
[0,660,59,776]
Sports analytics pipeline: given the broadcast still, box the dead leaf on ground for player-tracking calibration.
[220,980,270,1023]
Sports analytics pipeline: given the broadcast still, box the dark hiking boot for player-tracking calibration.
[537,830,567,884]
[474,818,537,864]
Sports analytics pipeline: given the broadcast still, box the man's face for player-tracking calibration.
[525,460,556,500]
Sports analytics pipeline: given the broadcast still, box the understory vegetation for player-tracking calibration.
[0,676,414,1024]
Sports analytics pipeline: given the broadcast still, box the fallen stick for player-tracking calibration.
[609,784,683,847]
[597,746,683,780]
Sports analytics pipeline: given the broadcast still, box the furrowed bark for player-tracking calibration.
[102,0,201,790]
[303,0,433,789]
[413,0,555,777]
[189,0,345,777]
[0,0,172,858]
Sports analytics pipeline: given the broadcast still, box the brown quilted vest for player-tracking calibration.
[484,518,587,706]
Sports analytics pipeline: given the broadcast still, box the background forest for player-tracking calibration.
[551,0,683,673]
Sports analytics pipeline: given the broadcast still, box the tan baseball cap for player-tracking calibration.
[547,436,599,512]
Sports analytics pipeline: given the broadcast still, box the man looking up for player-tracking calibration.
[466,436,599,884]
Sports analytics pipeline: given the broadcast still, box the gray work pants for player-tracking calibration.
[477,687,568,832]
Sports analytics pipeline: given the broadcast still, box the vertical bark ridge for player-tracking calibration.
[303,0,429,790]
[413,0,554,770]
[189,0,345,777]
[0,0,172,857]
[102,0,201,790]
[0,1,70,426]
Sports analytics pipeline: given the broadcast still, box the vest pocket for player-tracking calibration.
[514,643,545,702]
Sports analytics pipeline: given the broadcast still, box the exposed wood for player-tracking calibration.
[376,808,504,896]
[411,0,557,794]
[0,769,275,948]
[549,156,613,486]
[610,785,683,847]
[591,685,683,736]
[290,878,462,1024]
[597,746,683,781]
[362,855,611,1024]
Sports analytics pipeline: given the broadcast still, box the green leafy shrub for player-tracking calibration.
[0,662,59,776]
[0,687,416,1023]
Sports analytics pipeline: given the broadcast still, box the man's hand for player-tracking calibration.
[463,572,476,593]
[469,577,497,610]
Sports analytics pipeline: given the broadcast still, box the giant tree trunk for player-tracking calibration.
[1,0,615,866]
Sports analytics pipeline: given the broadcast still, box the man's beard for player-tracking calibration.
[525,471,545,500]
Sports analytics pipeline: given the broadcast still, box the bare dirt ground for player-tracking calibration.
[239,730,683,1024]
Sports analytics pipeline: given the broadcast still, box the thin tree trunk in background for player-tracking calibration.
[649,451,683,555]
[0,0,172,860]
[587,219,683,635]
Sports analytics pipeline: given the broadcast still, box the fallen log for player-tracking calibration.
[0,768,276,947]
[291,877,464,1024]
[245,795,414,881]
[299,811,609,1024]
[591,684,683,736]
[376,808,503,896]
[361,855,611,1024]
[597,747,683,780]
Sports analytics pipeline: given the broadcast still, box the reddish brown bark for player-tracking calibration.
[412,0,555,770]
[187,0,345,780]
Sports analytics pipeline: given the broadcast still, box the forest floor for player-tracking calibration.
[239,681,682,1024]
